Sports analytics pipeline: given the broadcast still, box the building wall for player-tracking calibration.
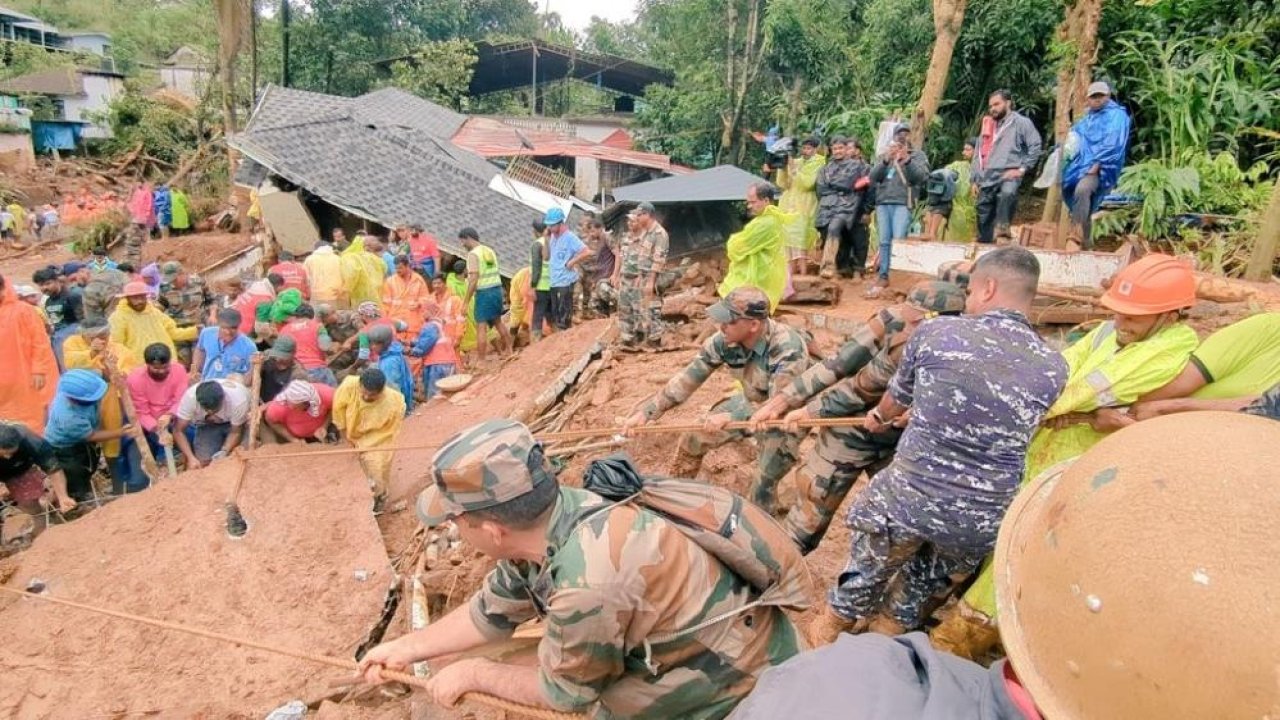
[62,74,122,138]
[160,66,209,99]
[65,35,110,56]
[574,157,600,201]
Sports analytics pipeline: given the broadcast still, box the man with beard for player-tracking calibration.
[972,90,1042,244]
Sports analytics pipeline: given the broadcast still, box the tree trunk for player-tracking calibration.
[249,0,258,100]
[1042,0,1101,226]
[784,76,805,137]
[717,0,740,165]
[215,0,249,175]
[911,0,969,148]
[1244,181,1280,281]
[730,0,763,165]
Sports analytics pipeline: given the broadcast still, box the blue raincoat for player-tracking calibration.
[1062,99,1131,213]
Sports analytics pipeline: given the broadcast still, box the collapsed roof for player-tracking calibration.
[229,85,539,277]
[612,165,766,204]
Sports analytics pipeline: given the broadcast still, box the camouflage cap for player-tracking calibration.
[707,285,771,323]
[161,261,183,280]
[416,419,547,528]
[905,280,966,315]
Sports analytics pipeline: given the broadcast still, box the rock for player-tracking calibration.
[591,378,614,407]
[1195,275,1256,303]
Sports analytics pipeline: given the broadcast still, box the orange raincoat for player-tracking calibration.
[0,279,59,433]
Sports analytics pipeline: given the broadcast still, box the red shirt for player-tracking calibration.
[408,233,440,266]
[263,383,334,439]
[279,318,327,369]
[268,261,310,299]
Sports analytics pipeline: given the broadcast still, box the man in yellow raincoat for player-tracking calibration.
[778,138,826,276]
[333,367,406,511]
[62,318,148,493]
[934,253,1200,659]
[341,237,386,309]
[720,182,815,310]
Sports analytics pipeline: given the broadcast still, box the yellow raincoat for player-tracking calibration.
[943,160,976,242]
[719,205,814,310]
[304,245,346,306]
[108,299,199,360]
[340,238,386,309]
[508,267,533,331]
[332,375,406,497]
[778,154,826,248]
[62,337,141,458]
[963,320,1199,616]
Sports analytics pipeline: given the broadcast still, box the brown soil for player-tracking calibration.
[135,232,258,275]
[0,453,391,719]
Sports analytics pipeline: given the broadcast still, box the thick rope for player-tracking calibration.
[0,586,583,720]
[246,416,868,460]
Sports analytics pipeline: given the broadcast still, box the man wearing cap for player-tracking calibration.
[940,253,1199,657]
[158,261,212,328]
[279,304,338,386]
[364,324,414,414]
[809,247,1066,645]
[867,126,929,293]
[973,90,1043,244]
[109,281,198,362]
[257,335,308,405]
[190,308,258,384]
[62,318,146,493]
[332,368,405,509]
[44,369,135,502]
[613,201,669,350]
[623,285,811,514]
[172,378,251,468]
[1061,81,1131,249]
[359,418,803,718]
[34,266,84,369]
[62,261,91,291]
[749,280,968,554]
[458,228,512,360]
[543,208,592,331]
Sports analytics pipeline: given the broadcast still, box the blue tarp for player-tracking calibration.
[1062,100,1131,214]
[31,121,82,153]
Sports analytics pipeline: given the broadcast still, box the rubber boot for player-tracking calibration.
[867,613,907,637]
[819,237,839,279]
[929,600,1001,661]
[806,606,867,647]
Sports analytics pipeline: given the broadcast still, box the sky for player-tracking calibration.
[543,0,640,31]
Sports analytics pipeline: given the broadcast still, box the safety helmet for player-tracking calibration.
[905,280,966,315]
[58,369,109,403]
[1099,253,1196,315]
[995,412,1280,720]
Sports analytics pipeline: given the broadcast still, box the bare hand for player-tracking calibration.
[185,454,205,469]
[1043,412,1092,431]
[890,408,912,429]
[54,493,77,512]
[782,406,810,434]
[1128,400,1172,423]
[31,374,46,391]
[357,637,418,685]
[747,397,788,432]
[1089,407,1135,433]
[425,658,483,708]
[621,411,647,437]
[864,408,890,434]
[702,412,732,434]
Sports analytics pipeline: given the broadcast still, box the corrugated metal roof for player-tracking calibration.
[612,165,767,203]
[452,116,689,174]
[229,85,539,278]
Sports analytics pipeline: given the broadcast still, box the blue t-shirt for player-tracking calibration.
[44,396,100,448]
[549,231,587,288]
[196,326,257,379]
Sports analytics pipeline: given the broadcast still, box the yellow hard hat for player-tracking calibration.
[995,411,1280,719]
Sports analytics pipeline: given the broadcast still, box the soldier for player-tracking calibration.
[622,285,810,514]
[81,266,129,324]
[157,261,211,366]
[613,201,669,351]
[316,303,366,379]
[358,418,803,718]
[808,247,1066,644]
[749,280,967,553]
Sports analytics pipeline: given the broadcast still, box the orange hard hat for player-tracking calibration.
[996,412,1280,719]
[1099,253,1196,315]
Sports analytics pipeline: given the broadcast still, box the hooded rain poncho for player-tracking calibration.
[719,205,814,310]
[1062,99,1131,214]
[0,280,59,433]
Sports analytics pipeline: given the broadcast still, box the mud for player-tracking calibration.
[0,453,390,719]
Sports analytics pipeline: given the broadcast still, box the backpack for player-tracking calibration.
[926,168,958,203]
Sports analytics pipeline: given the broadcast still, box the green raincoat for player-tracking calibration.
[719,205,814,310]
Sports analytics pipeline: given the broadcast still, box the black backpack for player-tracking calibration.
[926,168,958,203]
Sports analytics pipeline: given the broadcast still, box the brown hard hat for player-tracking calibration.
[995,412,1280,719]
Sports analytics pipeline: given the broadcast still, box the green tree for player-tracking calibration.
[382,39,478,109]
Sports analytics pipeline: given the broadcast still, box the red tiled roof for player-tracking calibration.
[451,117,690,175]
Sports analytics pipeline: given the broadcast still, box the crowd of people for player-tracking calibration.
[0,184,194,253]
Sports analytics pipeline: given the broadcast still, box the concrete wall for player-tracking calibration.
[64,35,110,56]
[62,74,121,138]
[160,66,208,99]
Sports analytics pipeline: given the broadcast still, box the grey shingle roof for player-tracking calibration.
[612,164,766,204]
[231,85,538,277]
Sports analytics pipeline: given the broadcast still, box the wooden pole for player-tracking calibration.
[247,354,264,450]
[1244,181,1280,281]
[108,358,162,485]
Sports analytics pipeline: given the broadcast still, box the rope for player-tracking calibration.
[0,586,583,720]
[245,416,867,460]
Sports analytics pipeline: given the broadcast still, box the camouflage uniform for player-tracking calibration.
[640,289,811,513]
[1244,382,1280,421]
[323,310,365,378]
[159,270,211,367]
[777,282,966,553]
[415,419,802,720]
[829,309,1066,628]
[617,223,669,346]
[80,268,129,324]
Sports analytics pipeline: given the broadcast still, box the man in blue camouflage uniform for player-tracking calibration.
[623,285,811,514]
[1243,382,1280,420]
[809,247,1067,643]
[750,280,967,554]
[358,418,802,719]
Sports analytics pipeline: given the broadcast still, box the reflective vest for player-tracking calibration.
[421,319,459,367]
[472,245,501,290]
[535,237,552,291]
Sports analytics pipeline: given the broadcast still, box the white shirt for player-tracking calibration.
[176,379,251,426]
